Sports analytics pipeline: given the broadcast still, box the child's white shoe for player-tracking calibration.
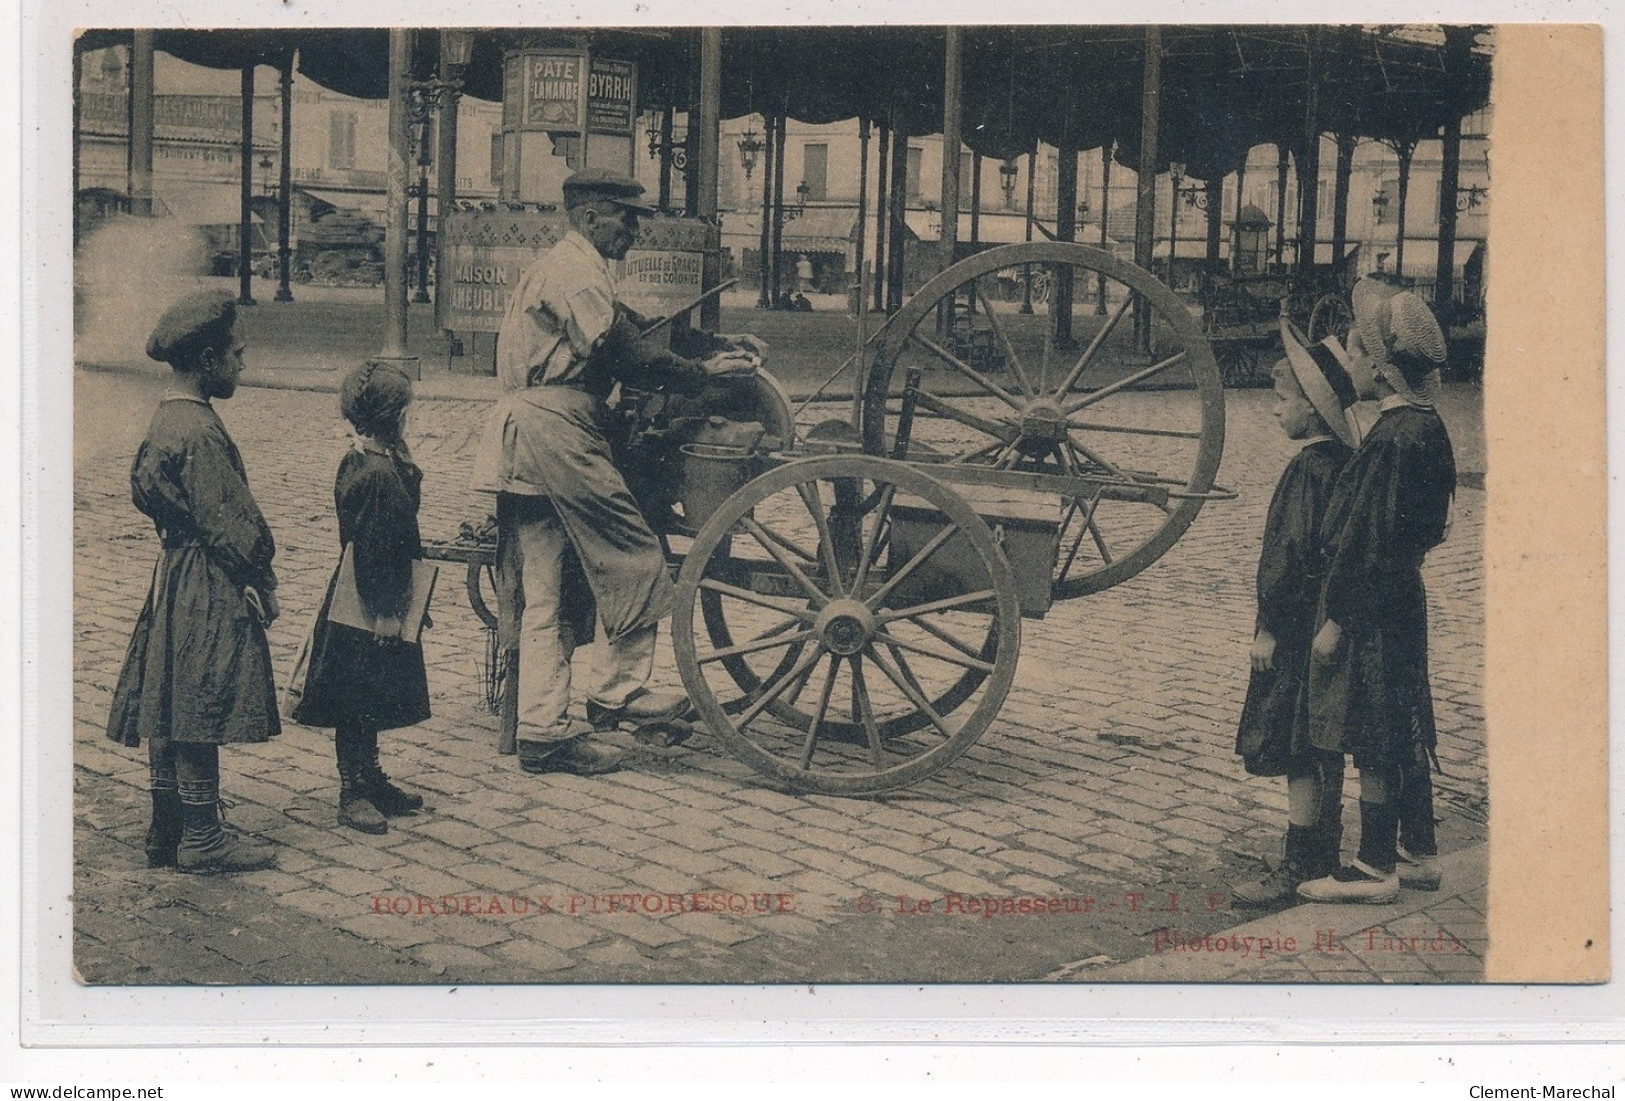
[1296,858,1400,904]
[1396,845,1442,891]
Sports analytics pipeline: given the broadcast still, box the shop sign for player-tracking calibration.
[438,245,535,331]
[521,52,583,133]
[614,248,704,318]
[587,58,636,135]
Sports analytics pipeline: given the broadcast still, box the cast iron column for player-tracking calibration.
[276,53,294,301]
[937,27,962,277]
[1331,134,1354,277]
[374,28,418,378]
[1054,137,1077,345]
[1095,145,1109,314]
[757,112,774,309]
[771,112,786,307]
[238,65,256,306]
[1435,116,1462,310]
[435,33,463,339]
[1023,147,1036,315]
[1134,26,1162,350]
[129,31,154,217]
[872,120,889,312]
[697,27,723,330]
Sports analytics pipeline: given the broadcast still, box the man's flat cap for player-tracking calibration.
[562,169,657,214]
[146,290,237,364]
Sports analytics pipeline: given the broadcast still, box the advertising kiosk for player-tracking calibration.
[436,43,717,351]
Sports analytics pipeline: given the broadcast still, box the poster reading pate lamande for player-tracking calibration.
[64,23,1606,989]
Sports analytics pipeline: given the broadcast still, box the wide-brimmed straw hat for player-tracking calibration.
[1351,278,1447,403]
[1280,320,1366,448]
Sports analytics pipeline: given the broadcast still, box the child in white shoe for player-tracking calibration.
[1298,281,1456,904]
[1231,328,1368,907]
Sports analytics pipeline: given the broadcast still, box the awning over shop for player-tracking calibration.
[152,181,262,226]
[296,186,387,218]
[959,213,1050,245]
[725,207,856,253]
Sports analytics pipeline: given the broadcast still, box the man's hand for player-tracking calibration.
[373,614,404,643]
[702,350,760,378]
[245,586,279,627]
[1311,619,1343,661]
[718,333,769,360]
[1249,628,1277,674]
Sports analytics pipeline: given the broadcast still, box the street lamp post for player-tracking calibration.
[1175,170,1209,284]
[412,127,432,304]
[647,114,690,202]
[405,31,471,308]
[647,118,690,167]
[1168,161,1185,279]
[405,100,434,304]
[736,128,763,183]
[274,54,295,303]
[999,158,1019,209]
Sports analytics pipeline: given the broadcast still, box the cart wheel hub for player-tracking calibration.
[816,599,875,656]
[1018,397,1069,453]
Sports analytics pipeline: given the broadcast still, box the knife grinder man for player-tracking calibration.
[471,169,763,775]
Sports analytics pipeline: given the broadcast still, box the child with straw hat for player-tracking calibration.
[1298,279,1456,904]
[1231,324,1371,905]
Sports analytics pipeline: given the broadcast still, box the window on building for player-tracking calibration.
[490,132,503,190]
[905,146,922,202]
[1266,181,1296,221]
[328,111,357,170]
[1462,107,1491,139]
[1036,151,1058,218]
[802,143,828,201]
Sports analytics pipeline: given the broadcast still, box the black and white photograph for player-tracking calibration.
[43,17,1607,1006]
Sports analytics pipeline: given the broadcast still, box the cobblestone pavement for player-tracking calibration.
[71,365,1486,984]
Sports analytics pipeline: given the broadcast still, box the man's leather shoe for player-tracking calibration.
[176,835,278,875]
[586,688,693,731]
[518,735,625,776]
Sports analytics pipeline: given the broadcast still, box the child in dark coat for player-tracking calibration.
[291,363,430,834]
[1298,283,1457,904]
[108,290,280,874]
[1231,328,1369,905]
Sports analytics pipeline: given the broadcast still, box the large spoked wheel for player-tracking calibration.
[862,242,1225,600]
[1307,292,1355,345]
[673,456,1021,796]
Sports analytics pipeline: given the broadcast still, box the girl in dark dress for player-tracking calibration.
[1299,285,1456,904]
[291,363,430,834]
[108,290,280,874]
[1230,332,1365,906]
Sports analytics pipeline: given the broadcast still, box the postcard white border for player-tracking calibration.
[8,0,1623,1074]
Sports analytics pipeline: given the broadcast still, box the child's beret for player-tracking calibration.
[146,291,236,364]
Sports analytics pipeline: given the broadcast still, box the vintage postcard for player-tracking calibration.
[22,11,1609,1035]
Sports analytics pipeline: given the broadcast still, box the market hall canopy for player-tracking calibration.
[77,24,1493,174]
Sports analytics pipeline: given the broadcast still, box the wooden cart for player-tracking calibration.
[431,242,1233,795]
